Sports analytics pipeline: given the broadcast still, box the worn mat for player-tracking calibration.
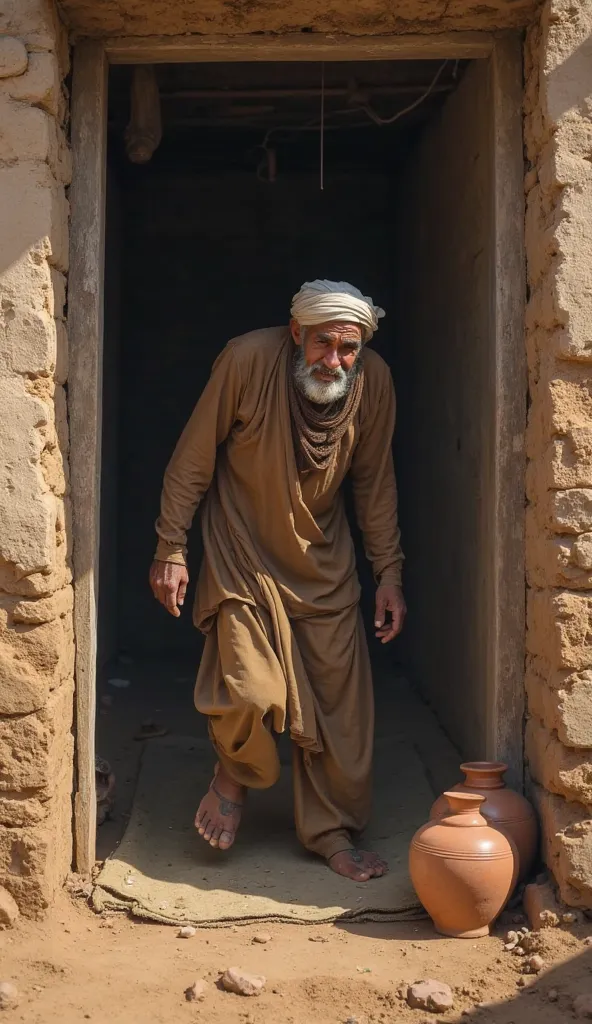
[93,734,430,926]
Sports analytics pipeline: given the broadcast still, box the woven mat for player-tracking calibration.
[93,734,429,926]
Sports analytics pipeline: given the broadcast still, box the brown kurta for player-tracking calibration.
[155,327,403,859]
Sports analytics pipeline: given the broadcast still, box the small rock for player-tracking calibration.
[252,931,271,944]
[0,37,27,78]
[309,934,329,943]
[585,937,592,947]
[520,932,543,954]
[0,983,18,1010]
[0,889,19,930]
[185,980,207,1002]
[526,954,545,974]
[512,947,526,957]
[523,881,561,931]
[516,977,534,989]
[574,994,592,1019]
[504,941,518,951]
[221,968,266,997]
[407,980,454,1013]
[547,989,559,1002]
[178,925,196,939]
[512,914,525,924]
[506,930,518,944]
[563,912,578,925]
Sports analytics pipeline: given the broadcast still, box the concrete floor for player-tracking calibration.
[95,647,462,862]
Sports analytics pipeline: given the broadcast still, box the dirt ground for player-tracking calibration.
[3,892,592,1024]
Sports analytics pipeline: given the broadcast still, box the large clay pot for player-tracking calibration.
[431,762,538,882]
[409,791,517,938]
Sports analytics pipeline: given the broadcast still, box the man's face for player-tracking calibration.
[290,319,363,404]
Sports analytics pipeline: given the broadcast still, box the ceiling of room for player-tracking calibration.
[108,59,468,175]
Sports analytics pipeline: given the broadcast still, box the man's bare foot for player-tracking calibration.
[194,765,245,851]
[328,849,389,882]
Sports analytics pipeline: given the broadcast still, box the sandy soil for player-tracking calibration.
[3,892,592,1024]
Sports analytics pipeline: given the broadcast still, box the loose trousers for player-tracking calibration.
[195,598,374,861]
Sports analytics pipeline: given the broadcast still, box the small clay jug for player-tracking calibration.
[430,762,537,882]
[409,791,517,938]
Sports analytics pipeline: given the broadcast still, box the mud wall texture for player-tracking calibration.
[524,0,592,907]
[56,0,540,41]
[0,0,74,916]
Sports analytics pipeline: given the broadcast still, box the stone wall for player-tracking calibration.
[524,0,592,907]
[0,0,73,916]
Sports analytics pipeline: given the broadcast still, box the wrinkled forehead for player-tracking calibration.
[305,320,363,341]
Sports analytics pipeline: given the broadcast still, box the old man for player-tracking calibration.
[149,280,405,882]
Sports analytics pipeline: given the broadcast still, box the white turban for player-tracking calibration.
[290,279,385,341]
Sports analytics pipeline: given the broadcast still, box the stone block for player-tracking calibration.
[0,0,62,52]
[544,17,592,129]
[0,302,56,378]
[0,557,72,598]
[0,163,68,275]
[547,430,592,489]
[528,589,592,671]
[0,679,73,793]
[0,795,46,827]
[574,534,592,569]
[0,378,55,577]
[556,672,592,748]
[526,367,592,449]
[11,586,73,625]
[0,886,19,928]
[0,37,27,78]
[549,489,592,534]
[527,716,592,804]
[534,784,592,908]
[525,510,592,589]
[0,653,49,715]
[0,95,54,165]
[4,52,59,115]
[0,821,69,918]
[523,880,561,929]
[528,663,592,748]
[0,608,72,715]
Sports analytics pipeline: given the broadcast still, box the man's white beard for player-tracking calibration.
[292,346,356,404]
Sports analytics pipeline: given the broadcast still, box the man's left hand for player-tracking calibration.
[374,584,406,644]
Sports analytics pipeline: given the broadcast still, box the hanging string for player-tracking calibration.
[320,62,325,191]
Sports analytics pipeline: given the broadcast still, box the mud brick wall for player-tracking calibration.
[524,0,592,907]
[0,0,74,916]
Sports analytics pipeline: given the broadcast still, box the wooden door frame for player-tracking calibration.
[69,31,525,873]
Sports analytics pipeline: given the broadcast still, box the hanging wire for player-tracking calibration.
[320,62,325,191]
[254,59,452,179]
[358,60,449,126]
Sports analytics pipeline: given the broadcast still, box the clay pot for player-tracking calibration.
[431,762,538,882]
[409,791,517,938]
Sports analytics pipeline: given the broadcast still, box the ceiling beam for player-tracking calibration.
[104,32,494,64]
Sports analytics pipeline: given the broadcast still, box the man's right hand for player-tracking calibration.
[149,560,189,618]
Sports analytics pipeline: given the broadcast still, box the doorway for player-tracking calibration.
[68,37,525,889]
